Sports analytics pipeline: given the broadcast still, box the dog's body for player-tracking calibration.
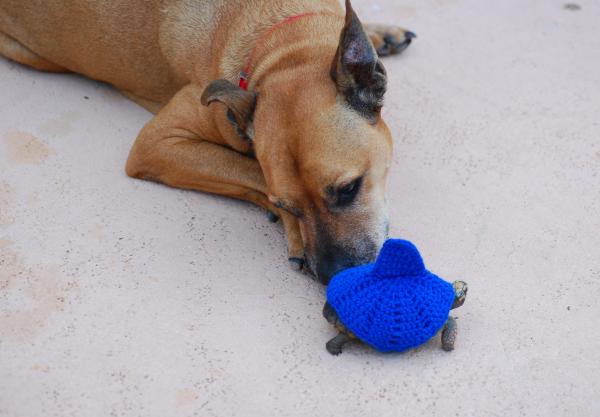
[0,0,413,283]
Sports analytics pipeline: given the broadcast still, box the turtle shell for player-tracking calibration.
[326,240,455,352]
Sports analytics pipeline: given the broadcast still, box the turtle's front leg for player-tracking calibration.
[326,333,352,355]
[441,317,458,351]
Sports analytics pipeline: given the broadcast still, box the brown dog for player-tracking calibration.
[0,0,414,283]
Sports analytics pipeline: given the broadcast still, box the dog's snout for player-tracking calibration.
[308,214,386,285]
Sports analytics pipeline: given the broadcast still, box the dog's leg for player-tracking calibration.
[126,84,305,267]
[364,24,416,57]
[119,90,164,114]
[281,212,304,270]
[0,31,69,72]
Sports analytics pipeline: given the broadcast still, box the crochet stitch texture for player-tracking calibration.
[327,239,455,352]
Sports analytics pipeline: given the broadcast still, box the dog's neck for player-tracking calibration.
[247,14,343,91]
[218,10,344,89]
[237,12,340,90]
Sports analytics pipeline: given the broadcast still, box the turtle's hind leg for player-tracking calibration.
[326,333,352,356]
[441,317,458,351]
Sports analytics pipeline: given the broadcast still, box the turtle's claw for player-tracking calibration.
[325,333,352,355]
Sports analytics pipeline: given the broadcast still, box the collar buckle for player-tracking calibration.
[239,71,249,90]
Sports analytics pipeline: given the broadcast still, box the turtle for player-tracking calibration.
[321,239,469,355]
[323,280,468,355]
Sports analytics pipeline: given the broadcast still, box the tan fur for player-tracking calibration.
[0,0,409,282]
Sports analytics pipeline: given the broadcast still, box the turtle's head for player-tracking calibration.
[452,281,468,309]
[323,302,339,325]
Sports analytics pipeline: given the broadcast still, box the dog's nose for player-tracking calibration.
[314,238,380,285]
[317,258,358,285]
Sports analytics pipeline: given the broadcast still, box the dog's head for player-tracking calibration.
[202,1,393,283]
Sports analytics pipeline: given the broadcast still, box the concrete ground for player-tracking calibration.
[1,0,599,416]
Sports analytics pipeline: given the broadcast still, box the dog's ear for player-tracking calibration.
[201,79,257,140]
[330,0,387,122]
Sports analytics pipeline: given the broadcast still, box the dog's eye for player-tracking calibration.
[336,177,363,206]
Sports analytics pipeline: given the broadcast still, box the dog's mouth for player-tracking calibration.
[300,254,342,285]
[301,255,318,280]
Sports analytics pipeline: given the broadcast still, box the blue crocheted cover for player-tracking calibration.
[326,239,455,352]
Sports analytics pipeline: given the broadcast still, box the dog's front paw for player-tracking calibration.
[288,257,304,271]
[266,210,279,223]
[365,24,416,57]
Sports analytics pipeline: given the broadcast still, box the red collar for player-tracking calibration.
[238,11,338,90]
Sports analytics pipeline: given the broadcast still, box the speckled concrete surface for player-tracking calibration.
[1,0,599,416]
